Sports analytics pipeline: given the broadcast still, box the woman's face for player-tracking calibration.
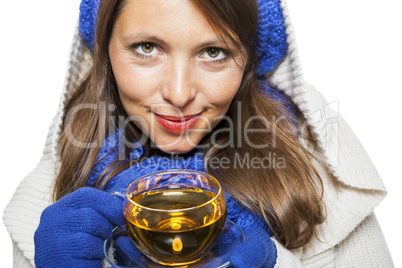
[109,0,246,154]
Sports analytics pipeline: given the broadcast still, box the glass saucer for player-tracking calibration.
[103,220,245,268]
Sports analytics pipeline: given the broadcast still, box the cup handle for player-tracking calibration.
[111,191,126,200]
[110,191,126,230]
[227,219,246,242]
[104,226,128,268]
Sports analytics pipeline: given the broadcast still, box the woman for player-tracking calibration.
[3,0,394,267]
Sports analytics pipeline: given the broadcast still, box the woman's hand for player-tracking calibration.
[206,224,277,268]
[226,226,277,268]
[113,236,144,267]
[34,187,124,268]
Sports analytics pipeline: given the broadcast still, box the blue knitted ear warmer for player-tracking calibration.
[255,0,288,76]
[78,0,287,75]
[79,0,99,52]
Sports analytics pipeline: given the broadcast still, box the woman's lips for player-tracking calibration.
[154,112,203,133]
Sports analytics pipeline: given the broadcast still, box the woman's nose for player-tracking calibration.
[161,59,196,108]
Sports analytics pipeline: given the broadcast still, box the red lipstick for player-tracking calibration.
[154,112,202,133]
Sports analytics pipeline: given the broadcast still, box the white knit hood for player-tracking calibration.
[3,0,387,266]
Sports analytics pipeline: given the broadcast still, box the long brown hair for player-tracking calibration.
[55,0,325,249]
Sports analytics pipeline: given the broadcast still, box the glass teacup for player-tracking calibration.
[122,169,227,266]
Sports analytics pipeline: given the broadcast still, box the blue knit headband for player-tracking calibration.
[79,0,287,77]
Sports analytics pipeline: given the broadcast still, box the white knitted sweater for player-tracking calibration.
[3,0,395,267]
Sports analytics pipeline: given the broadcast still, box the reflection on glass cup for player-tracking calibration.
[123,170,227,266]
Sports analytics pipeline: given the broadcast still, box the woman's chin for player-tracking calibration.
[156,145,197,155]
[153,139,200,155]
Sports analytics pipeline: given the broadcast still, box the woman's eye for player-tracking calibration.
[207,48,220,58]
[141,43,154,53]
[201,47,227,62]
[133,43,160,57]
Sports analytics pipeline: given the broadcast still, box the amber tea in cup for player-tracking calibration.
[123,170,227,266]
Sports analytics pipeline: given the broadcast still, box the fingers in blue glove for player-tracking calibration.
[54,187,125,227]
[114,235,144,266]
[229,227,277,268]
[64,232,105,260]
[64,208,115,238]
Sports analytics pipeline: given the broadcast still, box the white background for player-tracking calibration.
[0,0,400,267]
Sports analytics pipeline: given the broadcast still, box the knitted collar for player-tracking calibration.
[87,130,206,192]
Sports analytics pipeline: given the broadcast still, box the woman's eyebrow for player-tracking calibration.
[120,32,168,47]
[197,39,226,48]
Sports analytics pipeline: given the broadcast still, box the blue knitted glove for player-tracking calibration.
[228,226,276,267]
[34,187,124,268]
[207,224,277,268]
[113,236,146,267]
[210,195,278,267]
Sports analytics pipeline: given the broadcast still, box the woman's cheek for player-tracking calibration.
[202,71,243,106]
[116,66,161,109]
